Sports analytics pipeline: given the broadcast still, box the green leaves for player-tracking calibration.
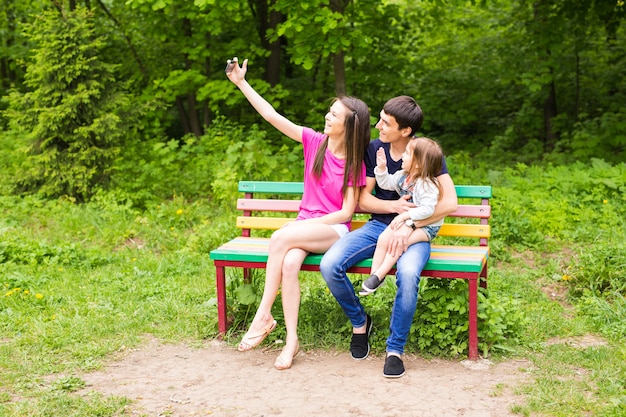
[4,7,131,201]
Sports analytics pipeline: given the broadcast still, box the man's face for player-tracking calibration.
[375,110,403,143]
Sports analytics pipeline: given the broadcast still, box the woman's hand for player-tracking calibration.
[225,57,248,85]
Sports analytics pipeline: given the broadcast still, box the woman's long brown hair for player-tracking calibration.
[312,97,370,196]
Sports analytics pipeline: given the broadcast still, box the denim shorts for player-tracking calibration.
[421,225,441,242]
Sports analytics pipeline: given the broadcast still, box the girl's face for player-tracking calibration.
[324,100,348,138]
[401,142,415,171]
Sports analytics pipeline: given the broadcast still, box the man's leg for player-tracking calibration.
[384,241,431,377]
[320,220,386,327]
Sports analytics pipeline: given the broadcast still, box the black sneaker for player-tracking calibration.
[383,355,405,378]
[350,314,373,360]
[359,274,385,296]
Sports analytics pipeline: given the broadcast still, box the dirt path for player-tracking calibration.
[79,337,531,417]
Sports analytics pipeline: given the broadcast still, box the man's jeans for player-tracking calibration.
[320,219,431,355]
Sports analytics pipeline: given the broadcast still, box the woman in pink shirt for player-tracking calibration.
[226,57,370,370]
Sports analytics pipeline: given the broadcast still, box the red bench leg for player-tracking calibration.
[468,276,479,360]
[480,263,488,290]
[215,265,228,336]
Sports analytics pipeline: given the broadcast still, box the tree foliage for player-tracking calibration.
[4,7,130,201]
[0,0,624,202]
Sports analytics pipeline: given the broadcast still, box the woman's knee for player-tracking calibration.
[282,256,302,277]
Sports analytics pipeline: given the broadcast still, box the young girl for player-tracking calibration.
[359,137,444,296]
[225,57,370,369]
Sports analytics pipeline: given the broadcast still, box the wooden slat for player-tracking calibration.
[239,181,304,194]
[448,205,491,218]
[438,224,490,238]
[237,199,301,212]
[210,237,489,273]
[237,216,294,229]
[238,217,490,238]
[238,181,492,199]
[455,185,492,199]
[238,199,491,219]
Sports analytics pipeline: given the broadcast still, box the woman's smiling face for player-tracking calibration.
[324,100,348,138]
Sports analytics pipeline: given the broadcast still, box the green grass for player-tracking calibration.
[1,161,626,416]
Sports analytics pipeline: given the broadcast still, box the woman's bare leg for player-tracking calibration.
[241,222,340,350]
[274,247,308,369]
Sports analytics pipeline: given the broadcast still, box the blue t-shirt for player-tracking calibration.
[366,138,448,225]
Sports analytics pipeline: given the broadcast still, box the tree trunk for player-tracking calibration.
[180,18,202,137]
[265,9,283,86]
[176,97,191,135]
[1,3,16,90]
[333,51,346,96]
[329,0,346,96]
[250,0,284,86]
[543,69,558,153]
[186,93,202,137]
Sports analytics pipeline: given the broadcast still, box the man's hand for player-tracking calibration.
[390,194,415,214]
[387,225,412,257]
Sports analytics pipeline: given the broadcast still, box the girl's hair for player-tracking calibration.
[406,137,444,200]
[312,96,370,195]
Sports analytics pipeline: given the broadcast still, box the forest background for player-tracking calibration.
[1,0,625,416]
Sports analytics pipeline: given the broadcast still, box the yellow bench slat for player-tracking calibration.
[237,216,295,229]
[438,224,490,238]
[238,217,490,238]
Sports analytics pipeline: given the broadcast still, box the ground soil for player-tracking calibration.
[79,336,533,417]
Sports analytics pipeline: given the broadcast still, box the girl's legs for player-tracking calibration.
[240,221,340,351]
[361,228,430,296]
[372,229,428,281]
[369,226,392,276]
[373,228,429,280]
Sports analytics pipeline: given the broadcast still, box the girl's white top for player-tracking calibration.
[374,167,444,227]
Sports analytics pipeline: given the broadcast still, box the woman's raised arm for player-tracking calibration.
[226,57,303,142]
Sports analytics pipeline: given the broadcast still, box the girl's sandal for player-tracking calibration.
[237,320,277,352]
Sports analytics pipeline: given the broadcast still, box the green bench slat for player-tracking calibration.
[239,181,305,194]
[210,238,488,273]
[239,181,492,199]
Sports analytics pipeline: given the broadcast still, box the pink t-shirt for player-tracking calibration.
[296,127,367,228]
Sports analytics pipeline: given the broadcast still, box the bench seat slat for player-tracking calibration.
[210,237,488,273]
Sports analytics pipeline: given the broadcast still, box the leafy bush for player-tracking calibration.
[564,244,626,298]
[110,116,304,207]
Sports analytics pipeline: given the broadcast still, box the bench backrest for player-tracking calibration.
[236,181,492,246]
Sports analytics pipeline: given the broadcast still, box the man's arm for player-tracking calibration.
[411,173,458,228]
[358,177,415,214]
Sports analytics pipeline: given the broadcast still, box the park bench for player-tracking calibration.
[210,181,492,360]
